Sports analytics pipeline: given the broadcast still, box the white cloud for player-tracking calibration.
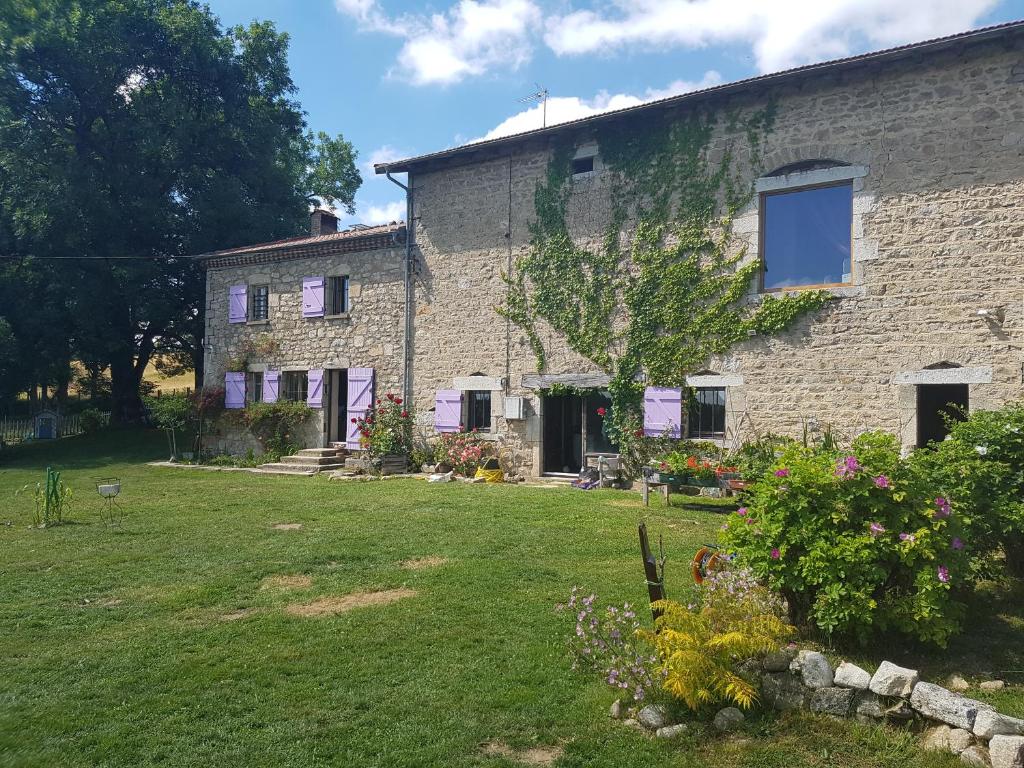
[475,71,722,141]
[336,0,542,85]
[543,0,1001,73]
[364,144,408,173]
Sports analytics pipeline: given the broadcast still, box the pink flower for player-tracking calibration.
[951,537,964,550]
[934,497,952,519]
[899,532,916,543]
[774,468,790,478]
[874,475,890,489]
[869,522,886,536]
[835,455,861,478]
[937,565,950,583]
[736,507,748,517]
[770,548,780,560]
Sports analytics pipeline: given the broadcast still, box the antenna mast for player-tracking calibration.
[517,84,549,128]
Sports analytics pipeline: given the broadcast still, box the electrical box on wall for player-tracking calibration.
[504,396,526,420]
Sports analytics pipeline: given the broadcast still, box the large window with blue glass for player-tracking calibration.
[761,181,853,290]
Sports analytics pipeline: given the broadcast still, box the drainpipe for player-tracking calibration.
[384,167,414,406]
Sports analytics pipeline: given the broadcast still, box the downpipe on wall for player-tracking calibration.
[384,167,414,406]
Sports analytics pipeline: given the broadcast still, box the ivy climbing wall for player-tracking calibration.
[409,37,1024,474]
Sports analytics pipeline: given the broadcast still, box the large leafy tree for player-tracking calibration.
[0,0,361,421]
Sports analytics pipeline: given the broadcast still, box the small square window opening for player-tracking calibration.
[466,390,491,432]
[329,276,349,315]
[571,156,594,176]
[688,387,726,439]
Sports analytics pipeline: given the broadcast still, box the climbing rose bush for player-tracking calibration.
[721,431,971,646]
[354,394,413,457]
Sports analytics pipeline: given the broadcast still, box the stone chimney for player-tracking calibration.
[310,208,339,236]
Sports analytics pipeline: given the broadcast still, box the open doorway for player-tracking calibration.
[542,392,616,474]
[324,369,349,445]
[916,384,968,447]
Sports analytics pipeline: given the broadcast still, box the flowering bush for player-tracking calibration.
[556,587,658,707]
[353,393,413,457]
[722,431,971,646]
[639,570,793,711]
[436,430,491,475]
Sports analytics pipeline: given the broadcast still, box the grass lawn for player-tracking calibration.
[0,432,1019,767]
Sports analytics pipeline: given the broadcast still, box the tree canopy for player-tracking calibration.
[0,0,362,420]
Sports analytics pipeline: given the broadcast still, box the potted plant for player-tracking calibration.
[353,394,414,475]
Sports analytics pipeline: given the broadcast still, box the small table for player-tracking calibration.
[640,468,671,507]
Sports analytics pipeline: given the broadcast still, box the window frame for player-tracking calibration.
[249,284,270,321]
[758,179,854,293]
[687,386,726,440]
[465,390,491,433]
[328,275,350,316]
[246,371,263,404]
[282,371,308,403]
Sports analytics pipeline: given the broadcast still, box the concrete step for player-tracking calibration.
[256,463,317,476]
[280,454,345,466]
[295,448,342,458]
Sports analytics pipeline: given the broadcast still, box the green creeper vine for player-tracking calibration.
[499,104,832,458]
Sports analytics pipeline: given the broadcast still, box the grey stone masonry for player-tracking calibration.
[910,682,992,731]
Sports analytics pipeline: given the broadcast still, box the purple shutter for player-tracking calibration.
[225,372,246,409]
[435,390,462,433]
[643,386,682,438]
[307,369,324,409]
[302,277,325,318]
[263,370,280,403]
[228,285,247,323]
[346,367,374,449]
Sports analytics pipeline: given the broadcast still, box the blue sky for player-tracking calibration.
[205,0,1024,226]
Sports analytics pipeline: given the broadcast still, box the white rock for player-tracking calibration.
[922,725,953,752]
[981,681,1007,692]
[834,662,871,690]
[950,729,976,754]
[656,724,688,739]
[609,699,623,719]
[798,651,834,689]
[990,735,1024,768]
[975,711,1024,740]
[869,661,919,697]
[960,744,991,766]
[911,682,991,730]
[947,674,971,692]
[713,707,745,732]
[638,705,668,730]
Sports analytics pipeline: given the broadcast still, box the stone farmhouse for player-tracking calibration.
[200,21,1024,476]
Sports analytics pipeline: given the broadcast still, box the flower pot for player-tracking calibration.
[380,453,408,476]
[655,472,685,488]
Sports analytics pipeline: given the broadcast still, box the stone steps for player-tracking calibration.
[256,463,319,476]
[257,447,347,475]
[279,454,345,467]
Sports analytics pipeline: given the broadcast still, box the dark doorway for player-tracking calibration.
[324,369,348,445]
[542,392,617,474]
[916,384,968,447]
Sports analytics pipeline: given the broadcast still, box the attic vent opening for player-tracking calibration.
[571,156,594,175]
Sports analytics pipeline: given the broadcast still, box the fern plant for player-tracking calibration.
[639,582,792,711]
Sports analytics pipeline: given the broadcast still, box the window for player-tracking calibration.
[250,284,269,320]
[247,372,263,404]
[571,155,594,175]
[466,390,491,432]
[283,371,307,403]
[688,387,725,439]
[761,182,852,290]
[328,275,349,315]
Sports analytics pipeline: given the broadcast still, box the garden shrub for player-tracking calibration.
[240,401,312,456]
[436,431,492,476]
[639,568,792,711]
[908,404,1024,576]
[721,431,971,646]
[78,408,107,434]
[352,394,413,458]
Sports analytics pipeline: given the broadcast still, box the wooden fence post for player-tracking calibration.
[638,522,665,623]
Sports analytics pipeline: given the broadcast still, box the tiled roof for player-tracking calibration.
[375,20,1024,174]
[196,221,405,259]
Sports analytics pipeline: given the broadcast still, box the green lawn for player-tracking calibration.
[0,432,1013,767]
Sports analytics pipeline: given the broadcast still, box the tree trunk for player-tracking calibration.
[109,353,144,424]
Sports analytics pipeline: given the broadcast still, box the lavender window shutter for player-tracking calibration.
[228,285,247,323]
[345,367,374,448]
[434,390,462,433]
[263,371,280,403]
[307,369,324,408]
[224,372,246,409]
[302,277,325,318]
[643,386,682,438]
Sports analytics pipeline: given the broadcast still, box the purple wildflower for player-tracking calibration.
[869,522,886,536]
[899,532,916,543]
[934,497,952,519]
[937,565,950,583]
[874,475,890,489]
[770,547,781,560]
[835,455,861,478]
[951,537,964,551]
[737,507,748,517]
[774,468,790,478]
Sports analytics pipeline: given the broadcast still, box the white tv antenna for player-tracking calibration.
[518,84,549,128]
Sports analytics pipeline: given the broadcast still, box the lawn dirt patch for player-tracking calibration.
[219,607,260,621]
[284,588,416,617]
[260,574,313,590]
[271,523,303,530]
[481,741,564,766]
[400,556,448,570]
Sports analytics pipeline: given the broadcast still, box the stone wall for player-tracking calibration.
[409,37,1024,473]
[203,244,406,452]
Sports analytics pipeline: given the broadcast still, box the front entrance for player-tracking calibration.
[542,392,617,474]
[324,369,349,445]
[916,384,968,447]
